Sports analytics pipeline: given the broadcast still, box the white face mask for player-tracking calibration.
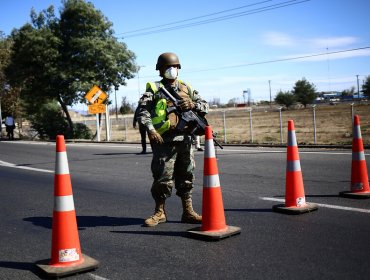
[164,67,178,79]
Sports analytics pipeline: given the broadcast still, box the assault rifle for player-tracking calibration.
[158,86,223,149]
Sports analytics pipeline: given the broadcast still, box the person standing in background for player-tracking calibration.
[133,106,148,154]
[4,115,15,140]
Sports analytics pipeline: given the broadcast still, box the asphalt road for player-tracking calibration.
[0,140,370,280]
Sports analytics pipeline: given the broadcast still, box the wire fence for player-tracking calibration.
[11,102,370,145]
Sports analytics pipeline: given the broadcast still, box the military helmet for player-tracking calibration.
[156,52,181,70]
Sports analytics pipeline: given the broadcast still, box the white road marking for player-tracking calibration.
[0,160,53,173]
[89,273,110,280]
[260,197,370,214]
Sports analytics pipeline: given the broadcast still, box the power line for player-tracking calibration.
[139,46,370,79]
[119,0,273,35]
[184,46,370,73]
[122,0,308,38]
[118,0,310,39]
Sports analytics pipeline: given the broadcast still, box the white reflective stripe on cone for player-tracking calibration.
[55,152,70,175]
[54,195,75,212]
[203,174,220,188]
[353,125,362,139]
[352,151,366,161]
[288,131,297,146]
[286,160,301,172]
[205,139,215,158]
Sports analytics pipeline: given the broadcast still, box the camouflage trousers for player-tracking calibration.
[150,139,195,200]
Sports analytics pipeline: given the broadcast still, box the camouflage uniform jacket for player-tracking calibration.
[138,79,209,142]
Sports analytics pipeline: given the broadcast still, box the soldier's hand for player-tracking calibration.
[148,130,164,144]
[178,98,194,111]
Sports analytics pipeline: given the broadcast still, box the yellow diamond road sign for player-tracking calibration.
[85,85,108,104]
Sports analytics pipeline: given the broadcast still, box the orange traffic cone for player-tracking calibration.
[36,135,98,277]
[188,126,241,240]
[340,115,370,198]
[273,120,318,214]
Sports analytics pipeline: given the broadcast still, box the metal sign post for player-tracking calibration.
[96,114,100,142]
[105,104,110,141]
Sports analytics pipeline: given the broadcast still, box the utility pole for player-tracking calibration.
[356,75,360,100]
[137,65,145,98]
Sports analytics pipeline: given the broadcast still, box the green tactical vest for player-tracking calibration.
[146,80,193,135]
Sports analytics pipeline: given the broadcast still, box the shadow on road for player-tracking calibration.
[225,208,273,212]
[273,194,339,198]
[23,216,144,229]
[93,152,151,156]
[110,230,186,238]
[0,261,48,279]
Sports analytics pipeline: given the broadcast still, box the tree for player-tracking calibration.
[208,97,221,107]
[0,32,22,120]
[274,90,295,109]
[362,76,370,98]
[6,0,137,136]
[292,78,317,108]
[0,32,10,91]
[341,86,355,97]
[119,96,134,114]
[227,98,239,107]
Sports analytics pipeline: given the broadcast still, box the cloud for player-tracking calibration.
[282,48,370,62]
[263,31,360,50]
[309,36,359,48]
[262,31,296,47]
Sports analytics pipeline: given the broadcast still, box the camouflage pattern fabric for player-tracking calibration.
[150,138,195,200]
[138,79,208,200]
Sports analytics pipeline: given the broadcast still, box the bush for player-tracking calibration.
[28,101,92,140]
[72,123,92,139]
[29,102,69,140]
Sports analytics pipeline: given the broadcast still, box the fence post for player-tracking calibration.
[247,108,253,143]
[222,110,227,144]
[278,107,283,144]
[312,104,317,144]
[124,117,127,141]
[350,103,355,127]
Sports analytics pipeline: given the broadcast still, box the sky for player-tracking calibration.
[1,0,370,111]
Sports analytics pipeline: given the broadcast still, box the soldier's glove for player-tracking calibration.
[148,129,164,144]
[178,98,195,111]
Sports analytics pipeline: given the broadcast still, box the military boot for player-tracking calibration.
[181,197,202,224]
[144,199,167,227]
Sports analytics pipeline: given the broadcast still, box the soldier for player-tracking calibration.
[138,52,209,227]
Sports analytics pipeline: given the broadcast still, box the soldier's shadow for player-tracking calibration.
[111,230,186,238]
